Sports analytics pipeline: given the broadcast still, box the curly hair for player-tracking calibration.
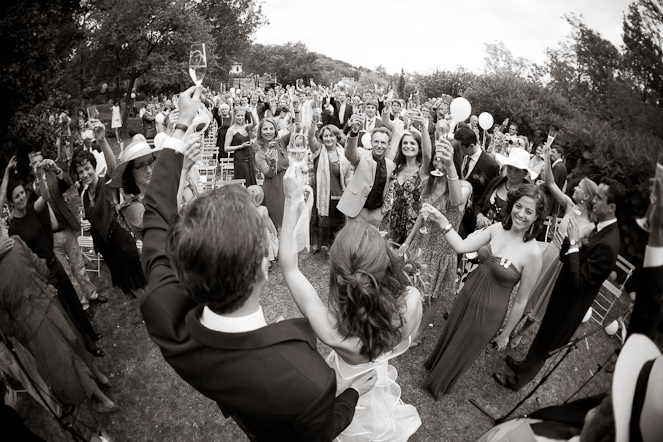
[393,131,422,173]
[6,177,24,203]
[328,222,409,361]
[70,150,97,187]
[166,185,267,314]
[501,183,547,242]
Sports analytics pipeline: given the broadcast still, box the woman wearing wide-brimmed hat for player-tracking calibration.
[109,137,162,240]
[474,148,535,229]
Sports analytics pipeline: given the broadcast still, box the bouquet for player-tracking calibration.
[398,247,434,306]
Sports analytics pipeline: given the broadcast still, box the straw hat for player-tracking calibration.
[109,139,162,187]
[613,334,663,442]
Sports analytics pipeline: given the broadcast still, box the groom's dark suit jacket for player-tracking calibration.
[141,148,358,441]
[508,221,620,389]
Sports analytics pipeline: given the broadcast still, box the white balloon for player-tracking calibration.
[131,92,136,99]
[582,307,592,323]
[230,88,236,93]
[361,132,372,149]
[604,320,619,336]
[450,97,471,122]
[478,112,494,131]
[155,113,165,124]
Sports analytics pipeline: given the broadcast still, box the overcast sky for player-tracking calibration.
[253,0,633,74]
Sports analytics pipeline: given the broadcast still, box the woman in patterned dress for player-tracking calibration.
[401,139,472,346]
[385,125,432,245]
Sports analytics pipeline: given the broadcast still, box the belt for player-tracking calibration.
[234,157,252,163]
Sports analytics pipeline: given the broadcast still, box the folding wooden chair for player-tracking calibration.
[77,210,102,275]
[592,255,635,325]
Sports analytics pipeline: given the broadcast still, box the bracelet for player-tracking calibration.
[447,175,459,181]
[441,224,453,235]
[174,123,189,132]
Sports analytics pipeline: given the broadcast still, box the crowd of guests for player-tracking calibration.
[0,81,661,442]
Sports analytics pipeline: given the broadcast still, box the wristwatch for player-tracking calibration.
[569,239,578,246]
[442,224,453,235]
[174,123,189,132]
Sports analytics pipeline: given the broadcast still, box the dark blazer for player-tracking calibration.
[453,147,500,237]
[508,222,621,390]
[141,148,358,442]
[329,97,353,129]
[27,170,80,232]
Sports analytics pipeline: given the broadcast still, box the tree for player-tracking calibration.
[398,68,406,99]
[416,67,478,99]
[482,41,534,78]
[374,65,389,79]
[622,0,663,106]
[69,0,216,134]
[194,0,267,71]
[0,0,84,167]
[545,14,621,103]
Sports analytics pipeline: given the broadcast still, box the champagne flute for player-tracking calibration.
[546,129,557,147]
[430,150,446,177]
[287,133,308,182]
[419,206,430,235]
[189,43,207,86]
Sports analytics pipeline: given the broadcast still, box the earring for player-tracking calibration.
[528,222,535,236]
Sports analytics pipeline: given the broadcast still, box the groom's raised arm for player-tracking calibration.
[141,86,201,356]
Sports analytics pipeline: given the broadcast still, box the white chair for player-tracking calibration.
[216,179,246,188]
[592,255,635,325]
[542,215,563,242]
[77,210,103,276]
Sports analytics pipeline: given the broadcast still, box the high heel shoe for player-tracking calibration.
[90,348,105,357]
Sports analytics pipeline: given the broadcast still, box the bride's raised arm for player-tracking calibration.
[280,166,343,347]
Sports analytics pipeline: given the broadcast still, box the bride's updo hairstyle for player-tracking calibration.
[329,222,409,361]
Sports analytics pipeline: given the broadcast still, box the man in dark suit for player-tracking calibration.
[494,177,624,390]
[343,100,384,148]
[452,127,500,238]
[141,85,375,442]
[329,91,353,129]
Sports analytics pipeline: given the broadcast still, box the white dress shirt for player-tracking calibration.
[567,218,617,255]
[200,305,267,333]
[338,102,347,125]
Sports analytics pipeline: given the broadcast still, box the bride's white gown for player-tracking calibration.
[326,337,421,441]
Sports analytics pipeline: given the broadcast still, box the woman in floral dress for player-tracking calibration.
[401,139,471,346]
[385,125,431,245]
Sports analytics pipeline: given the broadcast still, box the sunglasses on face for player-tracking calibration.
[134,157,156,172]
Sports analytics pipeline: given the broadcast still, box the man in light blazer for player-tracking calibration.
[337,116,396,227]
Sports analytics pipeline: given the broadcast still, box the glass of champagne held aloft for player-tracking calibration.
[189,43,207,86]
[546,129,557,147]
[288,133,308,182]
[430,149,446,177]
[419,206,430,235]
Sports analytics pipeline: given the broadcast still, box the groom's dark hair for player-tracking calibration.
[166,185,267,314]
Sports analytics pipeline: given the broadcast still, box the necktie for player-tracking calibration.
[462,156,471,179]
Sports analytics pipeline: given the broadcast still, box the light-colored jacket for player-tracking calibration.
[337,134,395,218]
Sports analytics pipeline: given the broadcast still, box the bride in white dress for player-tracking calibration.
[281,166,423,442]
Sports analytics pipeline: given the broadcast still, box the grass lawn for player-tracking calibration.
[17,140,644,441]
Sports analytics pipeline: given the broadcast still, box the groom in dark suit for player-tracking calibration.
[452,127,500,238]
[494,177,624,390]
[141,85,375,441]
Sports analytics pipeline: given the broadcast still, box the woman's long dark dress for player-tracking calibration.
[8,203,99,352]
[83,176,146,294]
[213,113,232,160]
[423,244,521,398]
[231,132,257,186]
